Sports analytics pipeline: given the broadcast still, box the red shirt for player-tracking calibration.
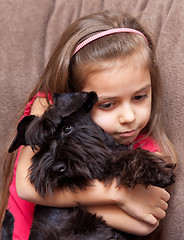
[133,134,160,152]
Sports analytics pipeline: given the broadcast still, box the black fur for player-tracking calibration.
[5,91,175,239]
[1,210,14,240]
[29,204,126,240]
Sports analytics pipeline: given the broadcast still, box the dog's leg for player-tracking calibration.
[105,149,175,189]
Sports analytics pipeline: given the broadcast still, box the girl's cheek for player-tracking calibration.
[92,109,106,125]
[92,114,114,135]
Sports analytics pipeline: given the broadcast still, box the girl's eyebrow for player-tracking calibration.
[98,84,151,101]
[98,96,116,101]
[136,84,151,93]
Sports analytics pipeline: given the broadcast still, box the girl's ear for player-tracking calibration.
[8,115,37,153]
[53,91,98,117]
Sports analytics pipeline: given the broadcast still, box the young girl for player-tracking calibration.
[0,11,177,240]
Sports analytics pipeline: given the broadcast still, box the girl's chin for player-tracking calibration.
[114,135,138,146]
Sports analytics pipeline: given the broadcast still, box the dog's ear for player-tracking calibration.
[8,115,37,153]
[81,91,98,112]
[53,91,98,117]
[25,108,62,150]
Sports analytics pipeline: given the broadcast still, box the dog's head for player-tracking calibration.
[9,91,121,196]
[9,91,98,152]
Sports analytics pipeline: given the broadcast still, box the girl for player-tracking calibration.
[0,11,177,240]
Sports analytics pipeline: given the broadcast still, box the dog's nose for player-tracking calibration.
[53,162,66,173]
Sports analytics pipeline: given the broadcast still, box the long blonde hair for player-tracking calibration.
[0,11,177,231]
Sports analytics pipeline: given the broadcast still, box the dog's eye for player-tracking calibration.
[52,162,66,173]
[63,125,72,134]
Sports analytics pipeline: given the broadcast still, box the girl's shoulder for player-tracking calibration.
[30,97,49,116]
[133,134,160,152]
[24,92,52,117]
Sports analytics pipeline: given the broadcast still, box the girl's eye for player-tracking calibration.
[99,102,115,110]
[63,125,72,134]
[133,94,147,101]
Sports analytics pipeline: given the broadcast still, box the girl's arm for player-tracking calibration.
[16,97,170,234]
[86,204,159,236]
[16,147,164,235]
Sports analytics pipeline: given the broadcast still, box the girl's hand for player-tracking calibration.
[110,180,170,225]
[86,204,160,236]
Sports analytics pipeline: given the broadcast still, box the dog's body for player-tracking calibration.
[28,205,127,240]
[5,91,175,240]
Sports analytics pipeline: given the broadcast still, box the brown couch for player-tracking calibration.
[0,0,183,239]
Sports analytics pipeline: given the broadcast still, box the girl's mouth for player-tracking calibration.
[118,130,136,138]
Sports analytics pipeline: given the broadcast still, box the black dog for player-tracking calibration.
[6,91,175,240]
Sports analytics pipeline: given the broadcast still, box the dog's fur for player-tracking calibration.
[5,91,175,240]
[1,210,14,240]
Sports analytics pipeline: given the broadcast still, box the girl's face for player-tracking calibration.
[82,60,152,145]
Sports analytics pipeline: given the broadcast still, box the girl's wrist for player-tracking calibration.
[75,180,125,206]
[104,179,127,206]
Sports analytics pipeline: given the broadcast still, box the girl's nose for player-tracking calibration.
[119,104,135,124]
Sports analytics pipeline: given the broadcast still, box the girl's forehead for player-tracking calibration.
[83,56,150,84]
[82,60,151,97]
[82,49,150,76]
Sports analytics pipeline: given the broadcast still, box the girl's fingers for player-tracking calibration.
[143,214,158,225]
[152,207,166,220]
[161,190,170,202]
[159,199,168,211]
[144,206,166,224]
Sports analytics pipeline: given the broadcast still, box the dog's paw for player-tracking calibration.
[145,161,176,188]
[117,149,176,188]
[133,150,176,188]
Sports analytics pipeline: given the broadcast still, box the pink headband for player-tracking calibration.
[73,28,148,55]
